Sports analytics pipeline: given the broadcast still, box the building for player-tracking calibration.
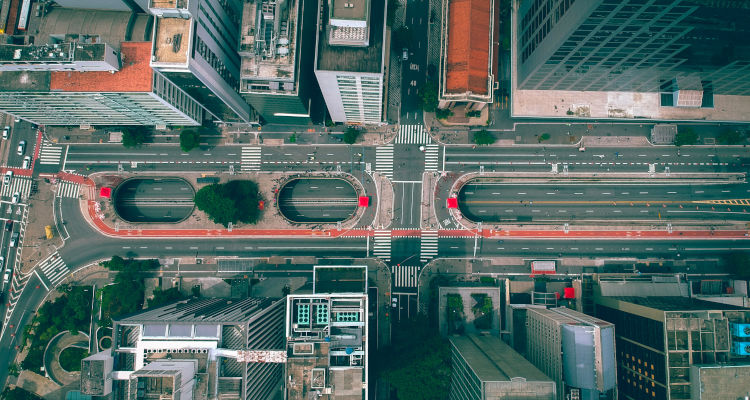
[449,334,556,400]
[438,0,498,111]
[525,307,617,400]
[593,296,750,400]
[80,297,286,400]
[238,0,323,124]
[689,363,750,400]
[516,0,750,104]
[0,42,203,126]
[284,265,369,399]
[313,0,386,124]
[140,0,256,124]
[52,0,135,11]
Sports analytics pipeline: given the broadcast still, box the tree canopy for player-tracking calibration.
[121,128,150,148]
[99,256,161,327]
[149,287,186,308]
[1,387,43,400]
[419,81,439,112]
[473,130,496,145]
[344,126,361,144]
[179,129,201,152]
[194,180,263,227]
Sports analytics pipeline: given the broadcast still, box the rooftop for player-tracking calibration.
[451,334,552,383]
[331,0,367,21]
[151,0,189,8]
[691,363,750,400]
[609,296,750,312]
[34,8,136,51]
[50,42,152,92]
[0,43,107,64]
[316,0,383,73]
[0,71,51,91]
[444,0,493,96]
[152,17,191,65]
[116,297,278,324]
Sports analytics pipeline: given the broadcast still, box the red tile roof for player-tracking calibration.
[50,42,153,92]
[445,0,491,95]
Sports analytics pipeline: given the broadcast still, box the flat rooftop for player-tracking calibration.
[451,334,552,383]
[316,0,383,73]
[609,296,750,312]
[239,0,298,84]
[151,0,189,8]
[34,8,135,51]
[0,43,107,63]
[331,0,367,20]
[0,71,51,91]
[153,17,191,65]
[50,42,151,92]
[117,297,277,324]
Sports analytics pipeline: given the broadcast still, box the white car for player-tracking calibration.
[2,269,9,284]
[9,231,18,247]
[16,140,25,156]
[22,156,31,169]
[2,126,9,140]
[3,170,12,186]
[11,192,19,204]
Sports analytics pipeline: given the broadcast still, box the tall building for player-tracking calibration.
[594,296,750,400]
[438,0,498,110]
[0,42,203,126]
[81,297,286,400]
[525,307,617,400]
[449,334,556,400]
[142,0,257,124]
[517,0,750,103]
[238,0,323,124]
[313,0,386,124]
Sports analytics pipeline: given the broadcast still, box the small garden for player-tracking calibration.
[445,293,464,334]
[471,294,493,330]
[59,347,89,372]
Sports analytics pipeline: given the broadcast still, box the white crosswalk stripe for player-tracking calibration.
[1,176,32,198]
[38,252,69,288]
[57,181,80,199]
[396,124,431,144]
[373,230,392,261]
[424,144,440,171]
[241,147,262,171]
[420,230,439,262]
[375,145,394,178]
[39,140,63,165]
[392,265,420,289]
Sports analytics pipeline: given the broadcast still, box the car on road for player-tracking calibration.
[2,126,9,140]
[3,171,12,185]
[22,156,31,169]
[2,268,9,285]
[11,192,19,204]
[16,140,25,156]
[402,48,408,61]
[9,231,18,247]
[4,220,12,232]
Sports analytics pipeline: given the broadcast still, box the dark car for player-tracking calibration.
[4,220,12,232]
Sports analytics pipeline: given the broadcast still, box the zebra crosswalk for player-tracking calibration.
[1,176,32,198]
[424,144,440,171]
[396,124,431,144]
[57,181,80,199]
[420,230,439,262]
[392,265,420,289]
[375,145,394,179]
[39,140,63,165]
[373,230,392,261]
[38,252,69,289]
[241,147,262,171]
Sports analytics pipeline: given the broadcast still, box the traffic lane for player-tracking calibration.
[278,178,357,200]
[0,273,44,386]
[5,121,36,168]
[115,178,194,200]
[392,182,422,229]
[458,183,750,202]
[445,161,736,174]
[278,202,358,223]
[438,237,750,258]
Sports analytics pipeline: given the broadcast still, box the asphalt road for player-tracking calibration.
[4,121,36,170]
[113,178,195,223]
[458,182,750,223]
[277,178,359,223]
[400,0,428,123]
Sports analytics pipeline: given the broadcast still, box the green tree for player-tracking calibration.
[1,387,43,400]
[473,130,496,145]
[435,108,453,120]
[419,81,439,112]
[179,129,201,152]
[289,133,297,143]
[282,284,291,296]
[7,363,20,377]
[121,128,150,148]
[674,127,698,146]
[148,287,185,308]
[59,347,88,372]
[194,180,263,227]
[386,0,400,26]
[538,133,551,143]
[344,126,361,144]
[717,128,743,145]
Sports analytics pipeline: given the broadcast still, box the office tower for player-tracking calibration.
[449,334,556,400]
[594,296,750,400]
[438,0,498,110]
[81,297,286,400]
[238,0,323,124]
[517,0,750,103]
[525,307,617,400]
[313,0,386,124]
[144,0,256,124]
[0,42,203,126]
